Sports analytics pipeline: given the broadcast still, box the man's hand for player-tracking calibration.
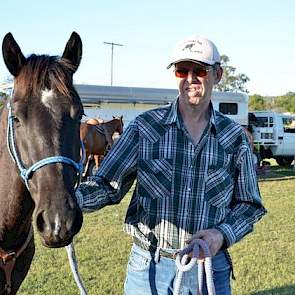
[186,229,224,258]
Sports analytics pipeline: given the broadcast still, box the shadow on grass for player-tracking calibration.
[251,285,295,295]
[257,166,295,182]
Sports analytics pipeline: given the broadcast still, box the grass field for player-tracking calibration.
[18,163,295,295]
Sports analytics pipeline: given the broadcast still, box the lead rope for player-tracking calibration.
[174,239,216,295]
[66,243,88,295]
[66,145,88,295]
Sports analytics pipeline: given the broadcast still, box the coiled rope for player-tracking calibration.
[174,239,216,295]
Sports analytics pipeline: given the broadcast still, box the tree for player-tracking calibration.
[214,55,250,93]
[249,94,266,111]
[0,76,13,103]
[0,91,9,98]
[275,92,295,113]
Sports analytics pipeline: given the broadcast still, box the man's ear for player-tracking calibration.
[214,66,223,84]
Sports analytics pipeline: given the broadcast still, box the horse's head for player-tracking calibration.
[112,115,124,135]
[2,32,84,248]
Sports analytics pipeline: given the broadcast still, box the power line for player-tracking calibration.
[103,42,123,86]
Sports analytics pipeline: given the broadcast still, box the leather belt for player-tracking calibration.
[133,237,177,260]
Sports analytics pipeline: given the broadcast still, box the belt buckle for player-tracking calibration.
[2,251,16,264]
[160,249,178,260]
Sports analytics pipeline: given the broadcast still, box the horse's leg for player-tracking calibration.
[83,153,91,177]
[102,126,114,150]
[94,155,100,169]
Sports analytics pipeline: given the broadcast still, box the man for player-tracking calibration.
[76,36,266,294]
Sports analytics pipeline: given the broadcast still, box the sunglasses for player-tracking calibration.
[174,66,213,78]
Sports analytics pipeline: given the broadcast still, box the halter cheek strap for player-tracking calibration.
[6,102,85,190]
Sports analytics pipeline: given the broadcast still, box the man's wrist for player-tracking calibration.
[214,224,236,248]
[75,189,84,209]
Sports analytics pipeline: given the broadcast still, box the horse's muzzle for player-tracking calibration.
[35,205,83,248]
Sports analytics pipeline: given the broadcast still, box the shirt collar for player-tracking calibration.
[160,99,179,125]
[160,98,218,135]
[209,102,218,135]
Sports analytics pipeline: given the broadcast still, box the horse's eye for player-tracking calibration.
[12,116,21,126]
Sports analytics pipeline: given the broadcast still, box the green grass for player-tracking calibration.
[18,165,295,295]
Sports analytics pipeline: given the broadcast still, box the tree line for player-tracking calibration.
[214,55,294,114]
[249,93,295,113]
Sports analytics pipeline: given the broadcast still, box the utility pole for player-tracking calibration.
[104,42,123,86]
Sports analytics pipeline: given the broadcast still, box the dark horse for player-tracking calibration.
[0,32,84,294]
[80,116,123,176]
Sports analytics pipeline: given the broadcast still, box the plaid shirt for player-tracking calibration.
[76,99,266,249]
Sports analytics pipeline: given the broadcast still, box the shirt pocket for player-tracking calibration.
[137,158,173,199]
[205,166,234,208]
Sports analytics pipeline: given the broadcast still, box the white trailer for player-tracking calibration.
[211,91,248,126]
[76,84,249,126]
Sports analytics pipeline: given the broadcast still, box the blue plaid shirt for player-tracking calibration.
[76,99,266,249]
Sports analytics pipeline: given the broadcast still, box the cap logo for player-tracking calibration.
[167,36,219,68]
[182,41,203,54]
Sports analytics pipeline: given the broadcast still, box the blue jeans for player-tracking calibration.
[124,244,231,295]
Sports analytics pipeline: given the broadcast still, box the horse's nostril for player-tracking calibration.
[36,210,45,233]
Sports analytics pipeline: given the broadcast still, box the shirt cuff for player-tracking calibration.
[75,189,84,209]
[215,223,236,248]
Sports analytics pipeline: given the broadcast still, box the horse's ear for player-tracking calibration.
[62,32,82,73]
[2,33,26,77]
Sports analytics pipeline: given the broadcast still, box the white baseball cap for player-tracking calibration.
[167,36,221,69]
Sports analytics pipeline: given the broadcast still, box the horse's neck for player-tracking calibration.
[0,107,33,248]
[0,182,33,248]
[103,120,119,134]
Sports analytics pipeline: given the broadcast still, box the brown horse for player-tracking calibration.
[0,32,84,294]
[86,117,104,125]
[80,116,124,176]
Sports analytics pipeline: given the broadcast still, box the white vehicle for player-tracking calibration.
[249,111,295,166]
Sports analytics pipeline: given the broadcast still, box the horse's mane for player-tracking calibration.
[15,54,78,100]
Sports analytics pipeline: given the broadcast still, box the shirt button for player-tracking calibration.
[188,188,191,192]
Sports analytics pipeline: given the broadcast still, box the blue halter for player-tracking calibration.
[6,102,85,190]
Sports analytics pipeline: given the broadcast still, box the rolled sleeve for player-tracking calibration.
[75,177,115,212]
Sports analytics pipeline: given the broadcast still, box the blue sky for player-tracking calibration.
[0,0,294,96]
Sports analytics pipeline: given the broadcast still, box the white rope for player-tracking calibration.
[174,239,216,295]
[65,243,88,295]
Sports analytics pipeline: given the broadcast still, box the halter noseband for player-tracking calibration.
[6,102,85,190]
